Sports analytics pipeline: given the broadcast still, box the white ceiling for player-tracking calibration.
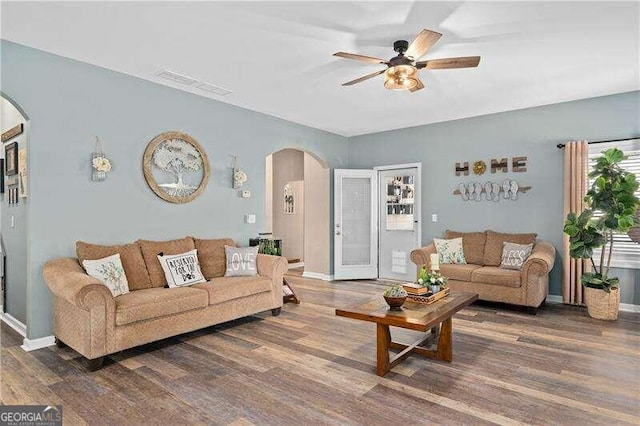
[1,1,639,136]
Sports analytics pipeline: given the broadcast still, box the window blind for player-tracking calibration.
[588,139,640,269]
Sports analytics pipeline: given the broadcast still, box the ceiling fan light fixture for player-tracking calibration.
[384,65,418,91]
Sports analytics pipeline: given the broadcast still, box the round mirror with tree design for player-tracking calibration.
[143,131,210,203]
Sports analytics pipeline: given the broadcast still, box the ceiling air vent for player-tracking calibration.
[195,82,232,96]
[156,70,198,85]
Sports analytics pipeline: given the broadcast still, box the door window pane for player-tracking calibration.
[342,177,371,265]
[385,175,414,230]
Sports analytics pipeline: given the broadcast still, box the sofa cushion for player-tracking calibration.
[440,264,483,282]
[77,241,152,290]
[471,266,521,288]
[115,287,208,326]
[192,276,272,305]
[138,237,196,288]
[445,230,487,265]
[483,230,537,267]
[193,237,235,279]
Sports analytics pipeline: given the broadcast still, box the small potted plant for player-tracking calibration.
[417,266,448,293]
[563,148,639,320]
[383,285,407,311]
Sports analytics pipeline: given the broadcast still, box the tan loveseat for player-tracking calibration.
[410,230,555,313]
[43,237,287,369]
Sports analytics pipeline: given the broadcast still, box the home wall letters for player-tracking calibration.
[455,156,528,175]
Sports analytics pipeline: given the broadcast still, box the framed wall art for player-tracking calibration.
[5,142,18,176]
[142,131,210,203]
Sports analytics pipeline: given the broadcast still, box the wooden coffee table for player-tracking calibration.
[335,291,478,376]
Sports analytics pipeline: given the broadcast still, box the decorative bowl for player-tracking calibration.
[384,296,406,311]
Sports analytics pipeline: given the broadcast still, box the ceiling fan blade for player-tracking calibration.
[333,52,388,64]
[417,56,481,70]
[405,29,442,59]
[409,78,425,93]
[342,69,386,86]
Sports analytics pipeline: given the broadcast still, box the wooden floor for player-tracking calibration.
[1,276,639,425]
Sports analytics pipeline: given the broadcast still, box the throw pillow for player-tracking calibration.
[433,237,467,264]
[157,249,207,288]
[193,237,236,279]
[444,230,487,265]
[500,242,533,271]
[483,230,537,266]
[137,237,196,288]
[76,241,152,290]
[82,253,130,297]
[224,246,259,277]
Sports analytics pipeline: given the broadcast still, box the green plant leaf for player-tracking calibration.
[604,148,624,163]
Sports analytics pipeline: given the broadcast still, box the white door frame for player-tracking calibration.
[334,169,379,280]
[374,163,422,258]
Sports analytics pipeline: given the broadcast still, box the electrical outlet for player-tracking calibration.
[245,214,256,224]
[431,214,438,223]
[241,190,251,198]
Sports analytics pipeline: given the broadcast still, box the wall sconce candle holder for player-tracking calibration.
[91,136,112,181]
[232,155,248,189]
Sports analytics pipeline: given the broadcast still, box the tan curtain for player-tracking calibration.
[562,140,591,305]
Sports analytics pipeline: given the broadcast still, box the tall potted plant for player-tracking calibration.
[563,148,639,320]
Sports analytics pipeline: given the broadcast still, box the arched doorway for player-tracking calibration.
[265,148,331,279]
[1,93,30,336]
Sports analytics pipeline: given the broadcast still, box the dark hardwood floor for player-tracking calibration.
[1,276,639,425]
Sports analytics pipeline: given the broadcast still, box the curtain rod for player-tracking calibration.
[556,138,637,149]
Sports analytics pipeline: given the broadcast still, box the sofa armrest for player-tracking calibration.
[521,241,556,307]
[410,244,436,268]
[256,254,288,308]
[522,242,556,279]
[43,258,115,312]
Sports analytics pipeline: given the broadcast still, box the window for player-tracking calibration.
[589,139,640,269]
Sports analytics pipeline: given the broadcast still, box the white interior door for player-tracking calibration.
[377,165,421,281]
[334,169,378,280]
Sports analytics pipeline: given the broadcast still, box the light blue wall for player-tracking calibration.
[1,41,348,338]
[349,90,640,304]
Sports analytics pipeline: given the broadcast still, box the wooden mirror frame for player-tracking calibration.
[142,131,210,203]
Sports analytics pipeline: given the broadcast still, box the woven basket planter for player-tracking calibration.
[584,286,620,321]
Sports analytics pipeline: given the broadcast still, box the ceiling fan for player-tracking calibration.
[333,29,481,92]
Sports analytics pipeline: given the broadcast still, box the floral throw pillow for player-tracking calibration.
[500,242,533,271]
[433,237,467,265]
[82,253,130,297]
[157,249,207,288]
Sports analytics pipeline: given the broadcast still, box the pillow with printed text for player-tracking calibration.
[157,249,207,287]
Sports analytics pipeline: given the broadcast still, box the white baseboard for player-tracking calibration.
[546,294,639,313]
[288,262,304,269]
[302,271,334,281]
[546,295,563,304]
[0,312,27,337]
[21,335,55,352]
[620,303,640,313]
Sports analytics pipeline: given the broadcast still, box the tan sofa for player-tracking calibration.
[43,237,287,370]
[410,230,555,313]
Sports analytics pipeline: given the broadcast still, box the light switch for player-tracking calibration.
[10,215,15,228]
[431,214,438,223]
[241,190,251,198]
[245,214,256,224]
